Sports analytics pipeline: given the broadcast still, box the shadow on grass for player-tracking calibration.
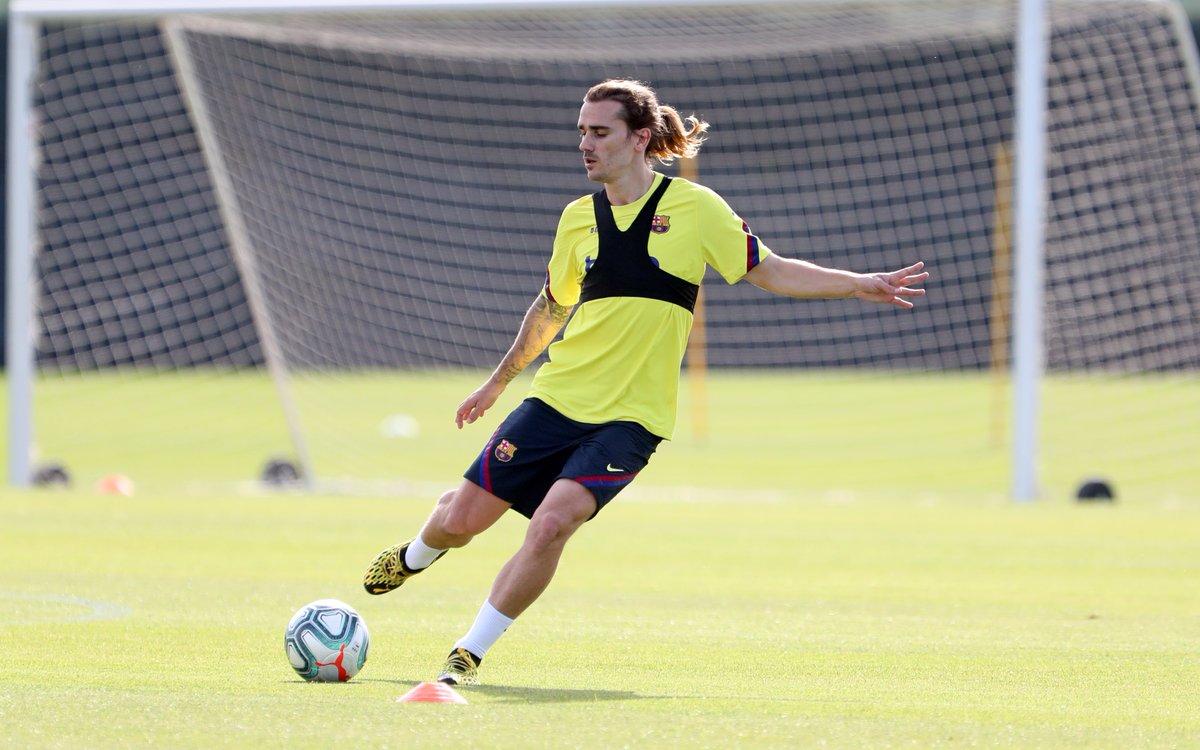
[469,684,643,703]
[358,677,643,703]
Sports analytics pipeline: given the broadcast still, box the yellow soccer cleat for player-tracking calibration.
[436,648,481,687]
[362,540,444,595]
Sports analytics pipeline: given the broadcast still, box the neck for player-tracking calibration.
[603,166,656,206]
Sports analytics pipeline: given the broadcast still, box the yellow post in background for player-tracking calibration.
[679,156,708,442]
[991,144,1013,449]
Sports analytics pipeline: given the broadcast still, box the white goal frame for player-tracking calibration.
[10,0,1195,500]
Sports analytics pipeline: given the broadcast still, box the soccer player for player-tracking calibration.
[363,79,929,686]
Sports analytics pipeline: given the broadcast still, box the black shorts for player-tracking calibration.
[464,398,663,519]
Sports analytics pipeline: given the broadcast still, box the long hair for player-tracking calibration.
[584,79,709,165]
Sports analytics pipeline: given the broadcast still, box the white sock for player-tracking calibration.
[403,535,447,571]
[454,600,515,659]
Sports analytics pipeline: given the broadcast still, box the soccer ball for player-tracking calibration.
[284,599,370,682]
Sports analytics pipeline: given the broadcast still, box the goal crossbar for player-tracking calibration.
[11,0,757,20]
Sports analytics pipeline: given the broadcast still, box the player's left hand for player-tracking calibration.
[852,261,929,308]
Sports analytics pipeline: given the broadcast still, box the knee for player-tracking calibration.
[428,489,477,544]
[525,509,585,553]
[433,488,457,511]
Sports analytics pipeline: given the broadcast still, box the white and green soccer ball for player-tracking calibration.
[284,599,370,682]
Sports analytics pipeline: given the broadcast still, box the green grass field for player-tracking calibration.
[15,369,1200,501]
[2,371,1198,748]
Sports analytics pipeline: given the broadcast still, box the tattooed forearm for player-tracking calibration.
[492,295,573,385]
[545,297,572,326]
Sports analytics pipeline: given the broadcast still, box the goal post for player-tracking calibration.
[6,13,39,489]
[1012,0,1049,502]
[8,0,1200,501]
[161,18,318,490]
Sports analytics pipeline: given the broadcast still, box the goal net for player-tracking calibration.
[17,0,1200,501]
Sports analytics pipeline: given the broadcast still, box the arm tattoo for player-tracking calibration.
[545,297,572,326]
[493,295,573,384]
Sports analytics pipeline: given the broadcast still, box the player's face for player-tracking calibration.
[578,99,649,183]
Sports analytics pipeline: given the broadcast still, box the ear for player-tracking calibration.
[633,127,652,154]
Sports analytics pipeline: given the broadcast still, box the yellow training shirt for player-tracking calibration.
[528,174,771,439]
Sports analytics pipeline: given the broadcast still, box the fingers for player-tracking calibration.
[886,261,927,281]
[456,408,484,429]
[891,262,929,287]
[456,388,499,429]
[885,284,924,308]
[457,405,487,429]
[857,261,927,308]
[877,287,919,307]
[887,261,928,307]
[455,397,483,430]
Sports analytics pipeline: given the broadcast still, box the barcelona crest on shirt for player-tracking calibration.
[651,215,671,234]
[494,439,518,463]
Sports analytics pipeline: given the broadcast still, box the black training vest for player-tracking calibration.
[579,176,699,313]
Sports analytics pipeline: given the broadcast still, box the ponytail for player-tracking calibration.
[651,104,709,164]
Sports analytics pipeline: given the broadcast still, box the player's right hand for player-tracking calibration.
[455,380,505,429]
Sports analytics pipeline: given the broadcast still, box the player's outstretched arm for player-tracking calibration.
[455,294,574,428]
[744,255,928,309]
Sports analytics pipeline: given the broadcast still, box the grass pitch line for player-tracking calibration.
[193,478,799,505]
[2,592,131,625]
[623,484,794,505]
